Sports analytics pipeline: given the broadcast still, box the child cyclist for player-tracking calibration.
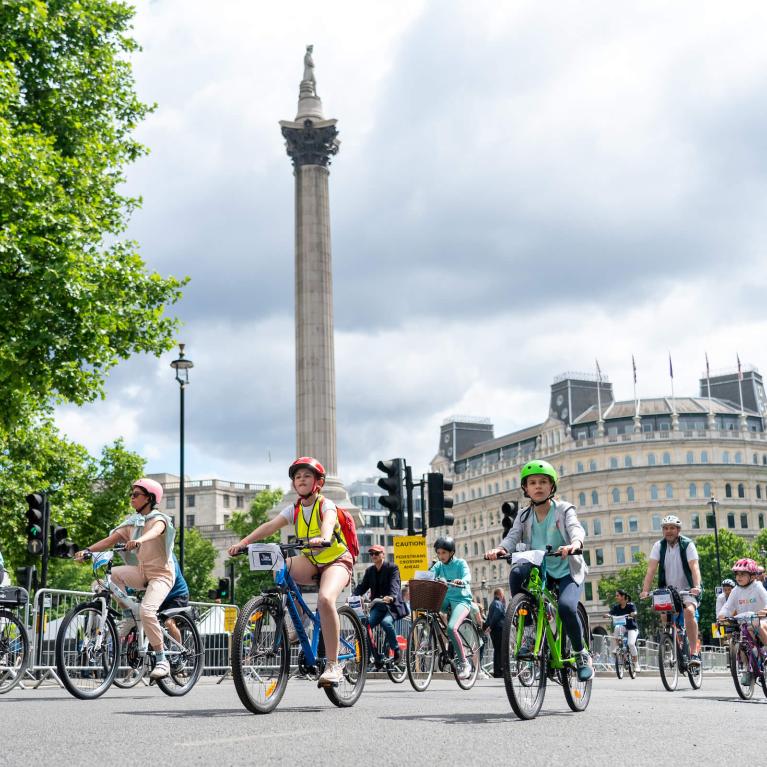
[717,558,767,654]
[430,536,474,680]
[485,460,593,681]
[227,457,354,687]
[74,478,176,680]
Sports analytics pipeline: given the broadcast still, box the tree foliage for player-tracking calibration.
[175,528,217,602]
[227,488,284,607]
[0,0,186,424]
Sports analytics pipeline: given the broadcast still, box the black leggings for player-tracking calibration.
[509,562,585,653]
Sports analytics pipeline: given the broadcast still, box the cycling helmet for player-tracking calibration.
[732,558,759,575]
[520,460,558,505]
[132,478,164,507]
[288,456,326,497]
[661,514,682,527]
[721,578,736,589]
[434,536,456,554]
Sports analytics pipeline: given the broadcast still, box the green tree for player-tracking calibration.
[227,488,284,607]
[0,0,186,424]
[175,528,217,602]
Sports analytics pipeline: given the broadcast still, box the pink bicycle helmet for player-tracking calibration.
[132,477,164,506]
[732,558,759,575]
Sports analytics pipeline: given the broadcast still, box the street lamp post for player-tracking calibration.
[170,343,194,573]
[709,495,722,585]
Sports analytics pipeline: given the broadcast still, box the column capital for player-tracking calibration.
[280,118,340,169]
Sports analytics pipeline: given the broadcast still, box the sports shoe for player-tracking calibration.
[688,653,701,668]
[575,651,594,681]
[391,649,402,664]
[286,623,300,645]
[149,659,170,680]
[318,661,343,687]
[457,661,472,680]
[740,670,752,686]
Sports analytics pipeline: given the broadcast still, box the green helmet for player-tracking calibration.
[520,460,558,487]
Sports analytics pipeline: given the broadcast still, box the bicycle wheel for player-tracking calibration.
[324,605,367,707]
[384,632,407,684]
[55,602,118,699]
[658,631,678,692]
[614,652,624,679]
[729,643,754,700]
[0,610,29,694]
[407,614,436,691]
[560,603,592,713]
[232,596,289,714]
[453,620,480,690]
[686,652,703,689]
[157,613,203,696]
[502,593,547,720]
[627,653,637,680]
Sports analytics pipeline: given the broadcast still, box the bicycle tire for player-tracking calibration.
[729,643,754,700]
[560,602,592,713]
[324,605,367,707]
[614,652,624,679]
[232,596,289,714]
[627,652,637,680]
[407,614,436,692]
[385,641,408,684]
[0,609,29,694]
[502,593,547,720]
[55,602,119,700]
[453,620,481,690]
[658,631,678,692]
[686,654,703,689]
[157,612,203,696]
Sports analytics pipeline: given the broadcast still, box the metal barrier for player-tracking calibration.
[590,633,728,671]
[189,600,239,682]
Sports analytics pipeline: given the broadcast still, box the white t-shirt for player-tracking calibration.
[279,498,338,527]
[718,581,767,618]
[715,592,727,614]
[649,538,699,590]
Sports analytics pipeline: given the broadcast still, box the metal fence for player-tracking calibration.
[590,633,728,671]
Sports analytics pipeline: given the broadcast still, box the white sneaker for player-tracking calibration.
[150,659,170,680]
[458,662,472,680]
[318,661,343,687]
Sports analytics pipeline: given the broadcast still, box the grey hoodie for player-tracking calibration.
[498,499,588,585]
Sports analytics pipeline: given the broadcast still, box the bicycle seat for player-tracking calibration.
[159,606,195,619]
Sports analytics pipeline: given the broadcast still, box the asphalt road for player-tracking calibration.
[0,672,758,766]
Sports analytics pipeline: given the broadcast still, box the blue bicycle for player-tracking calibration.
[230,541,367,714]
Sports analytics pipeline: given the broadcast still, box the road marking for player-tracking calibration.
[178,729,326,747]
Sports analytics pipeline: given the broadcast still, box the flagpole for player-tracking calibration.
[595,359,604,436]
[632,355,638,418]
[669,352,675,413]
[705,352,712,414]
[737,354,745,416]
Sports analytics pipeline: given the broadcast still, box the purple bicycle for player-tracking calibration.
[719,612,766,700]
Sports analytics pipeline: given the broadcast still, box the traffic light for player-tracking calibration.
[427,473,454,527]
[501,501,519,536]
[25,493,46,556]
[50,524,77,558]
[217,577,231,601]
[377,458,404,529]
[16,566,38,593]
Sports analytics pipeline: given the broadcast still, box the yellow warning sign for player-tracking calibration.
[224,606,237,632]
[393,536,429,581]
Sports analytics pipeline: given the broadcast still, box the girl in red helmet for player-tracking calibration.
[717,559,767,652]
[75,477,176,680]
[228,457,353,687]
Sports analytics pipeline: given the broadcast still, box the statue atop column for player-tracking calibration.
[302,45,316,89]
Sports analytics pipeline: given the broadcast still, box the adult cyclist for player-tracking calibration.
[484,460,593,681]
[640,514,703,667]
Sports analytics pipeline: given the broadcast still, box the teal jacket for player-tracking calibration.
[430,557,472,610]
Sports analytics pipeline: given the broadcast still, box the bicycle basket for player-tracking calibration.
[652,589,674,612]
[0,586,28,607]
[409,579,448,611]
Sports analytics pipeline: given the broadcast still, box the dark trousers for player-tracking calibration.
[509,562,585,653]
[490,628,503,677]
[367,602,398,657]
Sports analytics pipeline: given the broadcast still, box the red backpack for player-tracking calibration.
[293,496,359,563]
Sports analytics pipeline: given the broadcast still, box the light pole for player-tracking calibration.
[708,495,722,585]
[170,343,193,573]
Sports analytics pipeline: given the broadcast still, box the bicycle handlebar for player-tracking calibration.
[230,539,332,557]
[490,544,583,563]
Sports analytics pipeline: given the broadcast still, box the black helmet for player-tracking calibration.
[434,536,455,554]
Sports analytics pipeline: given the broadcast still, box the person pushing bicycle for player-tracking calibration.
[74,477,176,680]
[608,589,639,671]
[485,460,593,681]
[227,457,354,688]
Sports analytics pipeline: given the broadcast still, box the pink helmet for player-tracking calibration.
[732,558,759,575]
[132,478,164,506]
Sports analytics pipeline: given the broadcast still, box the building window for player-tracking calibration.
[614,517,624,534]
[703,482,712,498]
[166,495,176,510]
[504,480,510,491]
[610,457,618,469]
[223,494,230,508]
[578,492,586,506]
[727,512,735,529]
[470,489,475,499]
[665,484,673,499]
[611,488,620,504]
[662,452,671,465]
[630,545,640,561]
[723,451,730,464]
[735,452,743,464]
[706,511,716,529]
[701,451,708,464]
[577,462,584,473]
[758,485,762,500]
[691,513,700,529]
[741,513,749,529]
[223,514,230,524]
[473,542,478,556]
[583,550,591,566]
[725,483,732,498]
[650,485,659,500]
[759,513,765,529]
[648,453,656,466]
[686,451,694,464]
[595,549,604,566]
[582,520,588,536]
[627,486,635,502]
[187,495,196,508]
[593,519,602,536]
[688,483,697,499]
[591,490,599,506]
[754,454,760,465]
[463,543,469,556]
[738,483,745,499]
[186,515,195,528]
[629,516,638,532]
[584,582,593,601]
[652,514,661,531]
[624,456,632,467]
[616,547,626,565]
[589,460,597,472]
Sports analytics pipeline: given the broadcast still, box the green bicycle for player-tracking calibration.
[500,546,592,720]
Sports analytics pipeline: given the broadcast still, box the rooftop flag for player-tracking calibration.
[632,355,637,384]
[668,352,674,379]
[737,353,743,381]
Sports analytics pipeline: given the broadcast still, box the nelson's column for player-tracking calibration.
[279,46,357,518]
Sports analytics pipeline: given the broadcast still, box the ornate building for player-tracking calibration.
[429,368,767,629]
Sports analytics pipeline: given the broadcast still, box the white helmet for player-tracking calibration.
[661,514,682,527]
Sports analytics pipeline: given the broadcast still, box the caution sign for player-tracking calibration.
[393,536,429,581]
[224,606,238,633]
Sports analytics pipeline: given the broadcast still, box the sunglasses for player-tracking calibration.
[369,551,383,557]
[130,491,147,499]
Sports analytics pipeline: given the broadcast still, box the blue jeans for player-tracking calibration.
[367,602,398,658]
[509,562,585,653]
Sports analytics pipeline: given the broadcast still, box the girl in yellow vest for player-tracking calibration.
[228,457,353,687]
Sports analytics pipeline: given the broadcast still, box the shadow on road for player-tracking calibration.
[117,705,327,718]
[680,694,767,704]
[379,710,571,724]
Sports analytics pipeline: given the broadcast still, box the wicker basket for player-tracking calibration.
[409,579,448,612]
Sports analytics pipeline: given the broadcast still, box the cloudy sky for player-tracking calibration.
[57,0,767,491]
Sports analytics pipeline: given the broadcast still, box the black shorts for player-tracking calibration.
[161,594,189,611]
